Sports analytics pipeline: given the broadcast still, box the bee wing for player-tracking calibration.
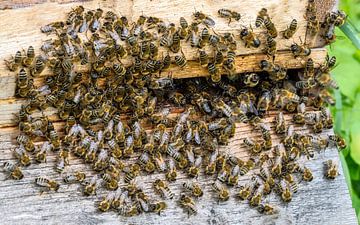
[194,156,202,167]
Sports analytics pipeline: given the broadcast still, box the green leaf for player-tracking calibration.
[350,123,360,165]
[354,50,360,63]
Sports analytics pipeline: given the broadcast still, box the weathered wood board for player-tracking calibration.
[0,0,357,225]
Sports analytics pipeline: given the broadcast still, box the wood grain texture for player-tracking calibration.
[0,0,356,224]
[0,119,357,225]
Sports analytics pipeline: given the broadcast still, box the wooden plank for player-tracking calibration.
[0,48,328,101]
[0,119,357,225]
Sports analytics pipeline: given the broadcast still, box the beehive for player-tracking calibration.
[0,0,357,224]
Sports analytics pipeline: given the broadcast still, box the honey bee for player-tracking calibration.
[204,151,218,175]
[293,103,306,124]
[154,179,174,199]
[193,10,215,27]
[263,35,277,56]
[124,135,134,156]
[257,90,271,116]
[244,137,263,155]
[16,134,35,152]
[238,184,252,200]
[306,0,316,14]
[165,158,178,182]
[186,149,202,178]
[300,166,313,182]
[259,167,275,190]
[2,161,24,180]
[112,189,128,209]
[218,9,241,24]
[312,112,323,133]
[321,55,337,73]
[277,180,292,202]
[138,152,156,173]
[102,172,119,190]
[329,134,347,150]
[264,19,278,38]
[255,8,268,28]
[55,149,70,173]
[324,159,339,179]
[240,158,256,175]
[180,194,197,216]
[212,180,230,201]
[64,171,86,184]
[84,176,102,196]
[183,181,204,198]
[149,201,167,214]
[35,141,52,163]
[315,72,338,89]
[124,163,141,183]
[257,203,278,215]
[250,186,263,207]
[5,50,22,71]
[275,112,286,134]
[13,144,31,166]
[240,27,261,48]
[35,177,60,191]
[98,192,115,212]
[290,43,311,58]
[307,15,319,36]
[283,19,297,39]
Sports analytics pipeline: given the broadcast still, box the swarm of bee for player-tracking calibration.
[2,1,347,217]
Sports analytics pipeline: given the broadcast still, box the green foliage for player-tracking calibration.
[329,0,360,222]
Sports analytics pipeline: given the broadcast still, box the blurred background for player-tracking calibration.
[329,0,360,222]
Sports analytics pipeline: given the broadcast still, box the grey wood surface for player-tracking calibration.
[0,124,357,225]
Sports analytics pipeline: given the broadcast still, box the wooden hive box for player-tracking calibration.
[0,0,357,224]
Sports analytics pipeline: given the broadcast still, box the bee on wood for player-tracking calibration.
[263,35,277,56]
[240,27,261,48]
[153,179,174,200]
[40,21,64,33]
[13,144,31,167]
[300,166,313,182]
[174,50,187,68]
[275,112,286,134]
[35,177,60,191]
[102,172,119,191]
[179,194,197,216]
[64,171,86,184]
[35,141,52,163]
[329,134,347,150]
[138,152,156,173]
[264,19,278,38]
[149,201,167,214]
[307,15,319,36]
[2,161,24,180]
[193,10,215,27]
[124,163,141,184]
[84,176,102,196]
[290,42,311,58]
[5,50,22,71]
[283,19,297,39]
[324,160,339,179]
[208,63,221,83]
[186,148,202,178]
[257,203,278,215]
[277,180,292,202]
[183,181,204,198]
[244,137,263,155]
[165,158,178,182]
[212,180,230,201]
[218,8,241,24]
[255,8,269,27]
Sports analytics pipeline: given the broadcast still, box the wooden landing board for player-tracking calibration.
[0,117,357,225]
